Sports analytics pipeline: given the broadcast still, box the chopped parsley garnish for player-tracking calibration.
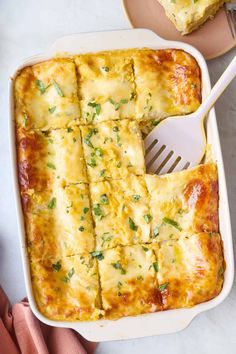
[109,98,129,110]
[111,262,126,274]
[48,138,53,144]
[100,194,109,205]
[101,232,113,247]
[101,66,109,72]
[142,246,149,252]
[83,207,89,214]
[36,79,46,94]
[47,162,56,170]
[88,158,97,168]
[48,197,56,209]
[128,217,138,231]
[120,98,128,104]
[99,169,106,177]
[83,128,98,148]
[62,268,75,283]
[79,226,85,232]
[163,217,182,231]
[88,101,101,115]
[52,79,64,97]
[153,262,159,272]
[132,195,141,202]
[94,147,103,157]
[130,91,136,101]
[116,161,122,168]
[67,127,73,132]
[112,126,119,132]
[159,283,168,291]
[153,226,159,237]
[48,106,57,114]
[143,214,152,224]
[73,137,76,143]
[152,119,161,126]
[93,204,103,220]
[137,275,144,281]
[52,260,61,272]
[90,251,104,260]
[171,0,176,3]
[23,113,28,128]
[191,83,197,88]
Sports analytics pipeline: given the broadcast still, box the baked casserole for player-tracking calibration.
[14,49,224,321]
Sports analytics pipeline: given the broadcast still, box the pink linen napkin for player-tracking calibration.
[0,287,97,354]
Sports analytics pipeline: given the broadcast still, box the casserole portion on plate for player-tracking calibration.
[14,48,225,322]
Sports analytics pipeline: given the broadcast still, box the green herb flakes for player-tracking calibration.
[48,106,57,114]
[143,214,152,224]
[47,162,56,170]
[79,226,85,232]
[111,262,126,274]
[62,268,75,283]
[132,195,141,202]
[36,79,46,94]
[128,217,138,231]
[83,207,89,214]
[100,194,109,205]
[90,251,104,261]
[93,204,103,220]
[153,226,159,237]
[159,283,168,291]
[153,262,159,272]
[101,66,109,72]
[48,197,56,209]
[52,80,64,97]
[52,260,61,272]
[163,217,182,231]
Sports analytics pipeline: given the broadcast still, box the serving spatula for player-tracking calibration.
[145,55,236,175]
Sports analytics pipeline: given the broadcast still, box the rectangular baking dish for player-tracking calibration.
[9,29,234,342]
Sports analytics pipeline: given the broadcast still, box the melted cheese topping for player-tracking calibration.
[75,51,135,124]
[17,126,87,192]
[155,233,224,309]
[15,59,80,130]
[98,244,162,319]
[31,255,102,321]
[80,119,145,182]
[24,184,95,258]
[133,49,201,121]
[145,163,219,241]
[158,0,228,35]
[89,176,151,250]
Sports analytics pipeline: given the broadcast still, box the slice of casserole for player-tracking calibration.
[80,119,145,182]
[17,126,88,192]
[23,184,95,258]
[98,244,162,319]
[89,176,151,250]
[157,0,228,35]
[31,254,102,321]
[75,51,135,124]
[145,162,219,241]
[15,59,80,130]
[155,232,224,309]
[133,49,201,121]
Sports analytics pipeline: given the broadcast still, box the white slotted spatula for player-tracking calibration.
[145,55,236,175]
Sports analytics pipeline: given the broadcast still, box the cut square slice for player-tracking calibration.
[157,0,227,35]
[30,254,102,321]
[145,163,219,241]
[81,119,145,182]
[133,49,201,121]
[98,244,162,319]
[23,184,95,258]
[90,176,151,250]
[17,126,88,192]
[15,59,80,130]
[155,232,224,309]
[75,51,135,124]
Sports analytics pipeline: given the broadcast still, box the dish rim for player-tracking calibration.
[9,29,234,342]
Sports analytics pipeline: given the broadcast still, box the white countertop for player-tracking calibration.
[0,0,235,353]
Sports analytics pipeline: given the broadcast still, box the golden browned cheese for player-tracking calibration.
[17,126,87,192]
[31,255,103,321]
[14,50,224,322]
[157,0,229,35]
[89,175,151,250]
[133,49,201,121]
[98,244,162,319]
[23,184,95,258]
[80,119,145,182]
[75,51,135,124]
[155,233,224,309]
[15,59,80,131]
[145,163,219,241]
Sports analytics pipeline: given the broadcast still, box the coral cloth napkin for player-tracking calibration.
[0,287,97,354]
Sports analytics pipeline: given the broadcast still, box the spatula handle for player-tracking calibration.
[197,55,236,118]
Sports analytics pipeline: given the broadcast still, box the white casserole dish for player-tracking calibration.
[9,29,234,342]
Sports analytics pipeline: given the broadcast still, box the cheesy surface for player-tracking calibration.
[31,254,102,321]
[81,119,145,182]
[23,184,95,258]
[98,244,162,319]
[14,49,224,322]
[145,163,219,241]
[15,59,80,130]
[133,49,201,121]
[158,0,228,35]
[155,233,224,309]
[75,51,135,124]
[90,176,151,250]
[17,126,87,192]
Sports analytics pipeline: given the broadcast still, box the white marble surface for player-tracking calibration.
[0,0,235,353]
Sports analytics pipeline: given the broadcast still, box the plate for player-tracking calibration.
[122,0,236,60]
